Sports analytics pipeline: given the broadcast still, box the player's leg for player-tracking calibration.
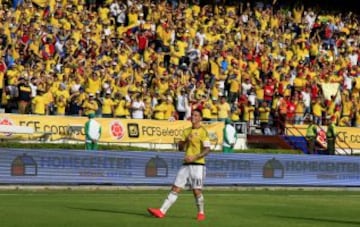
[190,165,206,221]
[193,189,205,221]
[157,185,181,215]
[159,166,189,213]
[148,166,188,218]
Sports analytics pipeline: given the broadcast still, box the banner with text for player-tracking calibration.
[286,124,360,149]
[0,114,223,144]
[1,149,359,186]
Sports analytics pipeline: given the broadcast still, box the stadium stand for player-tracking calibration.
[0,0,359,138]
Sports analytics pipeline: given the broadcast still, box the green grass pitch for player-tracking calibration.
[0,189,360,227]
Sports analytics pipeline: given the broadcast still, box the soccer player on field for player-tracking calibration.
[147,108,211,221]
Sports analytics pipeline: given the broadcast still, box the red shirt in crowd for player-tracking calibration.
[311,84,319,100]
[264,81,275,101]
[286,99,296,119]
[136,34,148,51]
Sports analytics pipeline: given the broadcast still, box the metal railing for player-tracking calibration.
[334,133,353,155]
[244,116,355,155]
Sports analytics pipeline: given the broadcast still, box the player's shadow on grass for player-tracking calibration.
[66,206,148,217]
[269,214,360,225]
[66,207,189,219]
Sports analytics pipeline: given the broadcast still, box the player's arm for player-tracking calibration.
[178,133,191,151]
[179,127,194,151]
[184,143,210,163]
[195,146,210,160]
[196,132,212,159]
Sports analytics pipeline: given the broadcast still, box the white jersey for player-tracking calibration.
[88,119,101,140]
[176,94,187,112]
[131,100,145,119]
[223,124,237,147]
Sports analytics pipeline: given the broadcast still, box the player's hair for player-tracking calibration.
[192,108,203,118]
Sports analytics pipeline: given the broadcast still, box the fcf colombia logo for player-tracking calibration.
[110,121,125,140]
[0,117,14,136]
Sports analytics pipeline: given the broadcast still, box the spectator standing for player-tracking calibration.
[153,97,167,120]
[242,101,255,126]
[312,98,325,125]
[113,93,129,118]
[258,101,271,135]
[164,96,176,120]
[175,88,188,120]
[69,87,86,116]
[95,91,103,117]
[136,31,148,56]
[82,93,98,116]
[202,98,213,122]
[17,76,31,114]
[263,78,275,107]
[222,118,237,153]
[84,113,102,151]
[326,116,337,155]
[228,74,240,103]
[286,97,296,124]
[294,98,305,124]
[277,95,288,134]
[29,77,38,99]
[31,90,47,115]
[102,91,115,118]
[55,95,67,115]
[131,93,145,119]
[301,87,312,119]
[217,96,231,121]
[306,120,318,154]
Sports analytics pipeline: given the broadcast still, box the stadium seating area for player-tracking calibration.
[0,0,359,132]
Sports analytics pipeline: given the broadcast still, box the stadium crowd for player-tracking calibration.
[0,0,359,134]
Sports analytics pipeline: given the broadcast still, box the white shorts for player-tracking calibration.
[173,165,206,189]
